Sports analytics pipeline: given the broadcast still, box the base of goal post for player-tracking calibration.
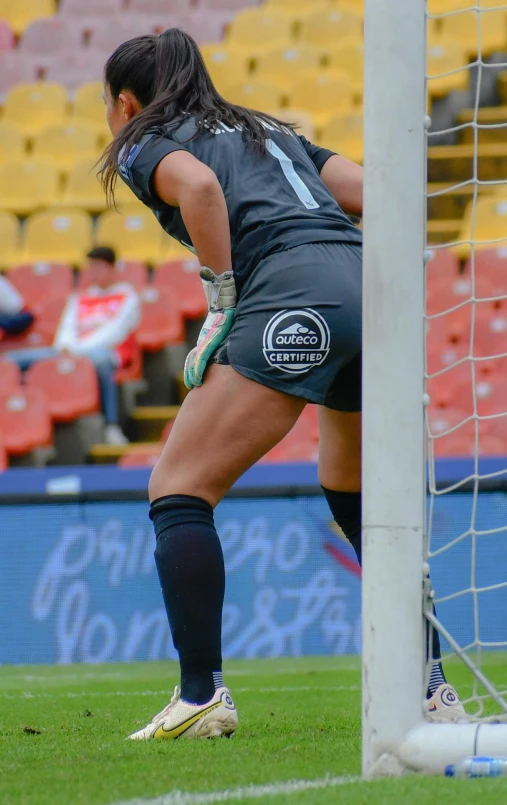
[367,723,507,777]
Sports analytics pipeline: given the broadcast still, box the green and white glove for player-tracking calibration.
[183,267,237,390]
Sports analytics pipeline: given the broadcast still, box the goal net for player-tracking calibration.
[362,0,507,776]
[425,0,507,721]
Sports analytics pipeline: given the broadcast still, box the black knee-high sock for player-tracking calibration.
[151,494,225,705]
[321,486,447,697]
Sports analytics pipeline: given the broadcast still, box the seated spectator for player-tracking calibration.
[4,247,140,445]
[0,275,34,338]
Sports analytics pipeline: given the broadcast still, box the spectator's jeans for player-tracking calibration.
[4,347,120,425]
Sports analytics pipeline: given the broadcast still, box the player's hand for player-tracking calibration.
[183,267,236,390]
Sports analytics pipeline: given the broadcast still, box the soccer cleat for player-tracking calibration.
[128,685,238,740]
[425,684,467,722]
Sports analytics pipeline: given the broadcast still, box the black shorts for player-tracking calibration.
[212,241,362,412]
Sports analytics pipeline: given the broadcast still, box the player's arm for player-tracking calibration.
[153,151,232,275]
[298,135,363,217]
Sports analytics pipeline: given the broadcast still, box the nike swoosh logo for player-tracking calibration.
[153,701,222,739]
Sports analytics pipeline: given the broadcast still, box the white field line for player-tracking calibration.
[0,685,360,700]
[111,775,363,805]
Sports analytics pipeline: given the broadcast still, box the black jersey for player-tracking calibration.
[118,115,362,286]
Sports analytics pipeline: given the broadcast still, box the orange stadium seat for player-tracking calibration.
[289,71,353,128]
[0,360,22,394]
[0,159,60,215]
[200,45,250,93]
[0,211,21,268]
[3,82,68,136]
[0,20,14,51]
[137,287,185,352]
[0,388,52,456]
[32,122,101,171]
[300,8,363,48]
[7,263,73,311]
[97,208,167,264]
[226,8,295,58]
[79,261,148,292]
[0,122,26,167]
[254,45,324,93]
[154,258,208,319]
[25,356,100,423]
[21,210,93,265]
[0,0,56,36]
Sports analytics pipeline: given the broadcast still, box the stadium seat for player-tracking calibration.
[433,430,506,457]
[226,8,295,58]
[265,0,328,17]
[280,108,316,140]
[319,112,363,162]
[0,159,60,215]
[7,263,73,311]
[25,356,100,423]
[115,337,144,385]
[0,211,21,268]
[427,0,471,12]
[254,46,324,93]
[467,248,507,303]
[79,261,148,292]
[426,274,496,316]
[456,196,507,259]
[198,0,261,8]
[299,9,363,48]
[223,79,285,110]
[453,376,507,420]
[0,122,25,167]
[44,50,104,93]
[129,0,191,9]
[200,45,250,92]
[289,71,353,128]
[0,20,14,52]
[3,82,67,136]
[0,388,52,456]
[96,208,166,264]
[260,411,319,463]
[58,0,122,17]
[0,51,39,96]
[439,9,507,58]
[137,287,185,352]
[427,405,473,445]
[21,210,93,265]
[89,16,160,54]
[154,258,208,319]
[72,81,110,139]
[427,38,469,98]
[474,307,507,358]
[18,18,83,69]
[326,37,363,99]
[0,0,56,36]
[0,434,7,471]
[60,157,107,212]
[426,247,459,280]
[32,122,101,171]
[31,293,69,344]
[118,443,164,468]
[0,360,22,394]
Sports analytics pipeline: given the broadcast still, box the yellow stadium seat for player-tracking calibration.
[456,195,507,257]
[73,81,111,143]
[427,38,469,98]
[264,0,328,21]
[96,208,165,264]
[21,209,93,265]
[277,108,316,140]
[440,9,507,58]
[0,211,21,268]
[0,159,60,215]
[3,83,68,137]
[300,9,363,48]
[158,233,197,262]
[32,122,101,171]
[254,46,324,93]
[0,0,55,35]
[331,0,364,17]
[0,122,26,167]
[326,37,363,98]
[59,157,106,212]
[226,8,295,58]
[222,80,285,111]
[320,112,363,163]
[114,179,146,210]
[289,71,353,129]
[200,45,250,93]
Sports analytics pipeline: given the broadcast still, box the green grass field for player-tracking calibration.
[2,656,507,805]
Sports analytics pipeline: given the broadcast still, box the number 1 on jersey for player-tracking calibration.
[266,139,320,210]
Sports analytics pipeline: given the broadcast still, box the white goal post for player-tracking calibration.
[362,0,507,776]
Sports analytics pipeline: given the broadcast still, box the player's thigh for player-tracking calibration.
[148,363,305,506]
[318,408,361,492]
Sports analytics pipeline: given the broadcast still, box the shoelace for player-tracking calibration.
[150,686,181,723]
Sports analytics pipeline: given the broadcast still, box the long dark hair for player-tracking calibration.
[99,27,295,203]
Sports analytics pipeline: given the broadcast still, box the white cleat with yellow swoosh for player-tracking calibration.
[128,686,238,740]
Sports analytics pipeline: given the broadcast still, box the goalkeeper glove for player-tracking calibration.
[183,267,237,390]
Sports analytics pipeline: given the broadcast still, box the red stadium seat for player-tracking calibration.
[183,11,234,42]
[58,0,123,17]
[0,21,15,52]
[129,0,191,10]
[467,247,507,305]
[426,274,496,316]
[78,262,148,292]
[116,338,143,384]
[34,293,69,344]
[426,247,459,281]
[154,258,208,319]
[433,431,507,457]
[474,307,507,359]
[0,433,7,471]
[7,263,73,311]
[0,360,22,393]
[137,287,185,352]
[0,52,39,96]
[25,356,100,423]
[426,306,472,350]
[118,443,164,468]
[161,419,175,442]
[0,388,52,456]
[89,16,160,53]
[45,50,103,91]
[18,19,83,70]
[260,407,319,463]
[198,0,261,8]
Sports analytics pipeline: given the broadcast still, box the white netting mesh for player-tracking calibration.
[425,0,507,717]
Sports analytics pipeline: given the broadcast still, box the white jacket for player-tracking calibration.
[0,275,25,315]
[54,283,141,358]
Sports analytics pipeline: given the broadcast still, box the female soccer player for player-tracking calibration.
[100,28,463,740]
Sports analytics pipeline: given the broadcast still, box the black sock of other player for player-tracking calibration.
[322,487,447,697]
[151,494,225,705]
